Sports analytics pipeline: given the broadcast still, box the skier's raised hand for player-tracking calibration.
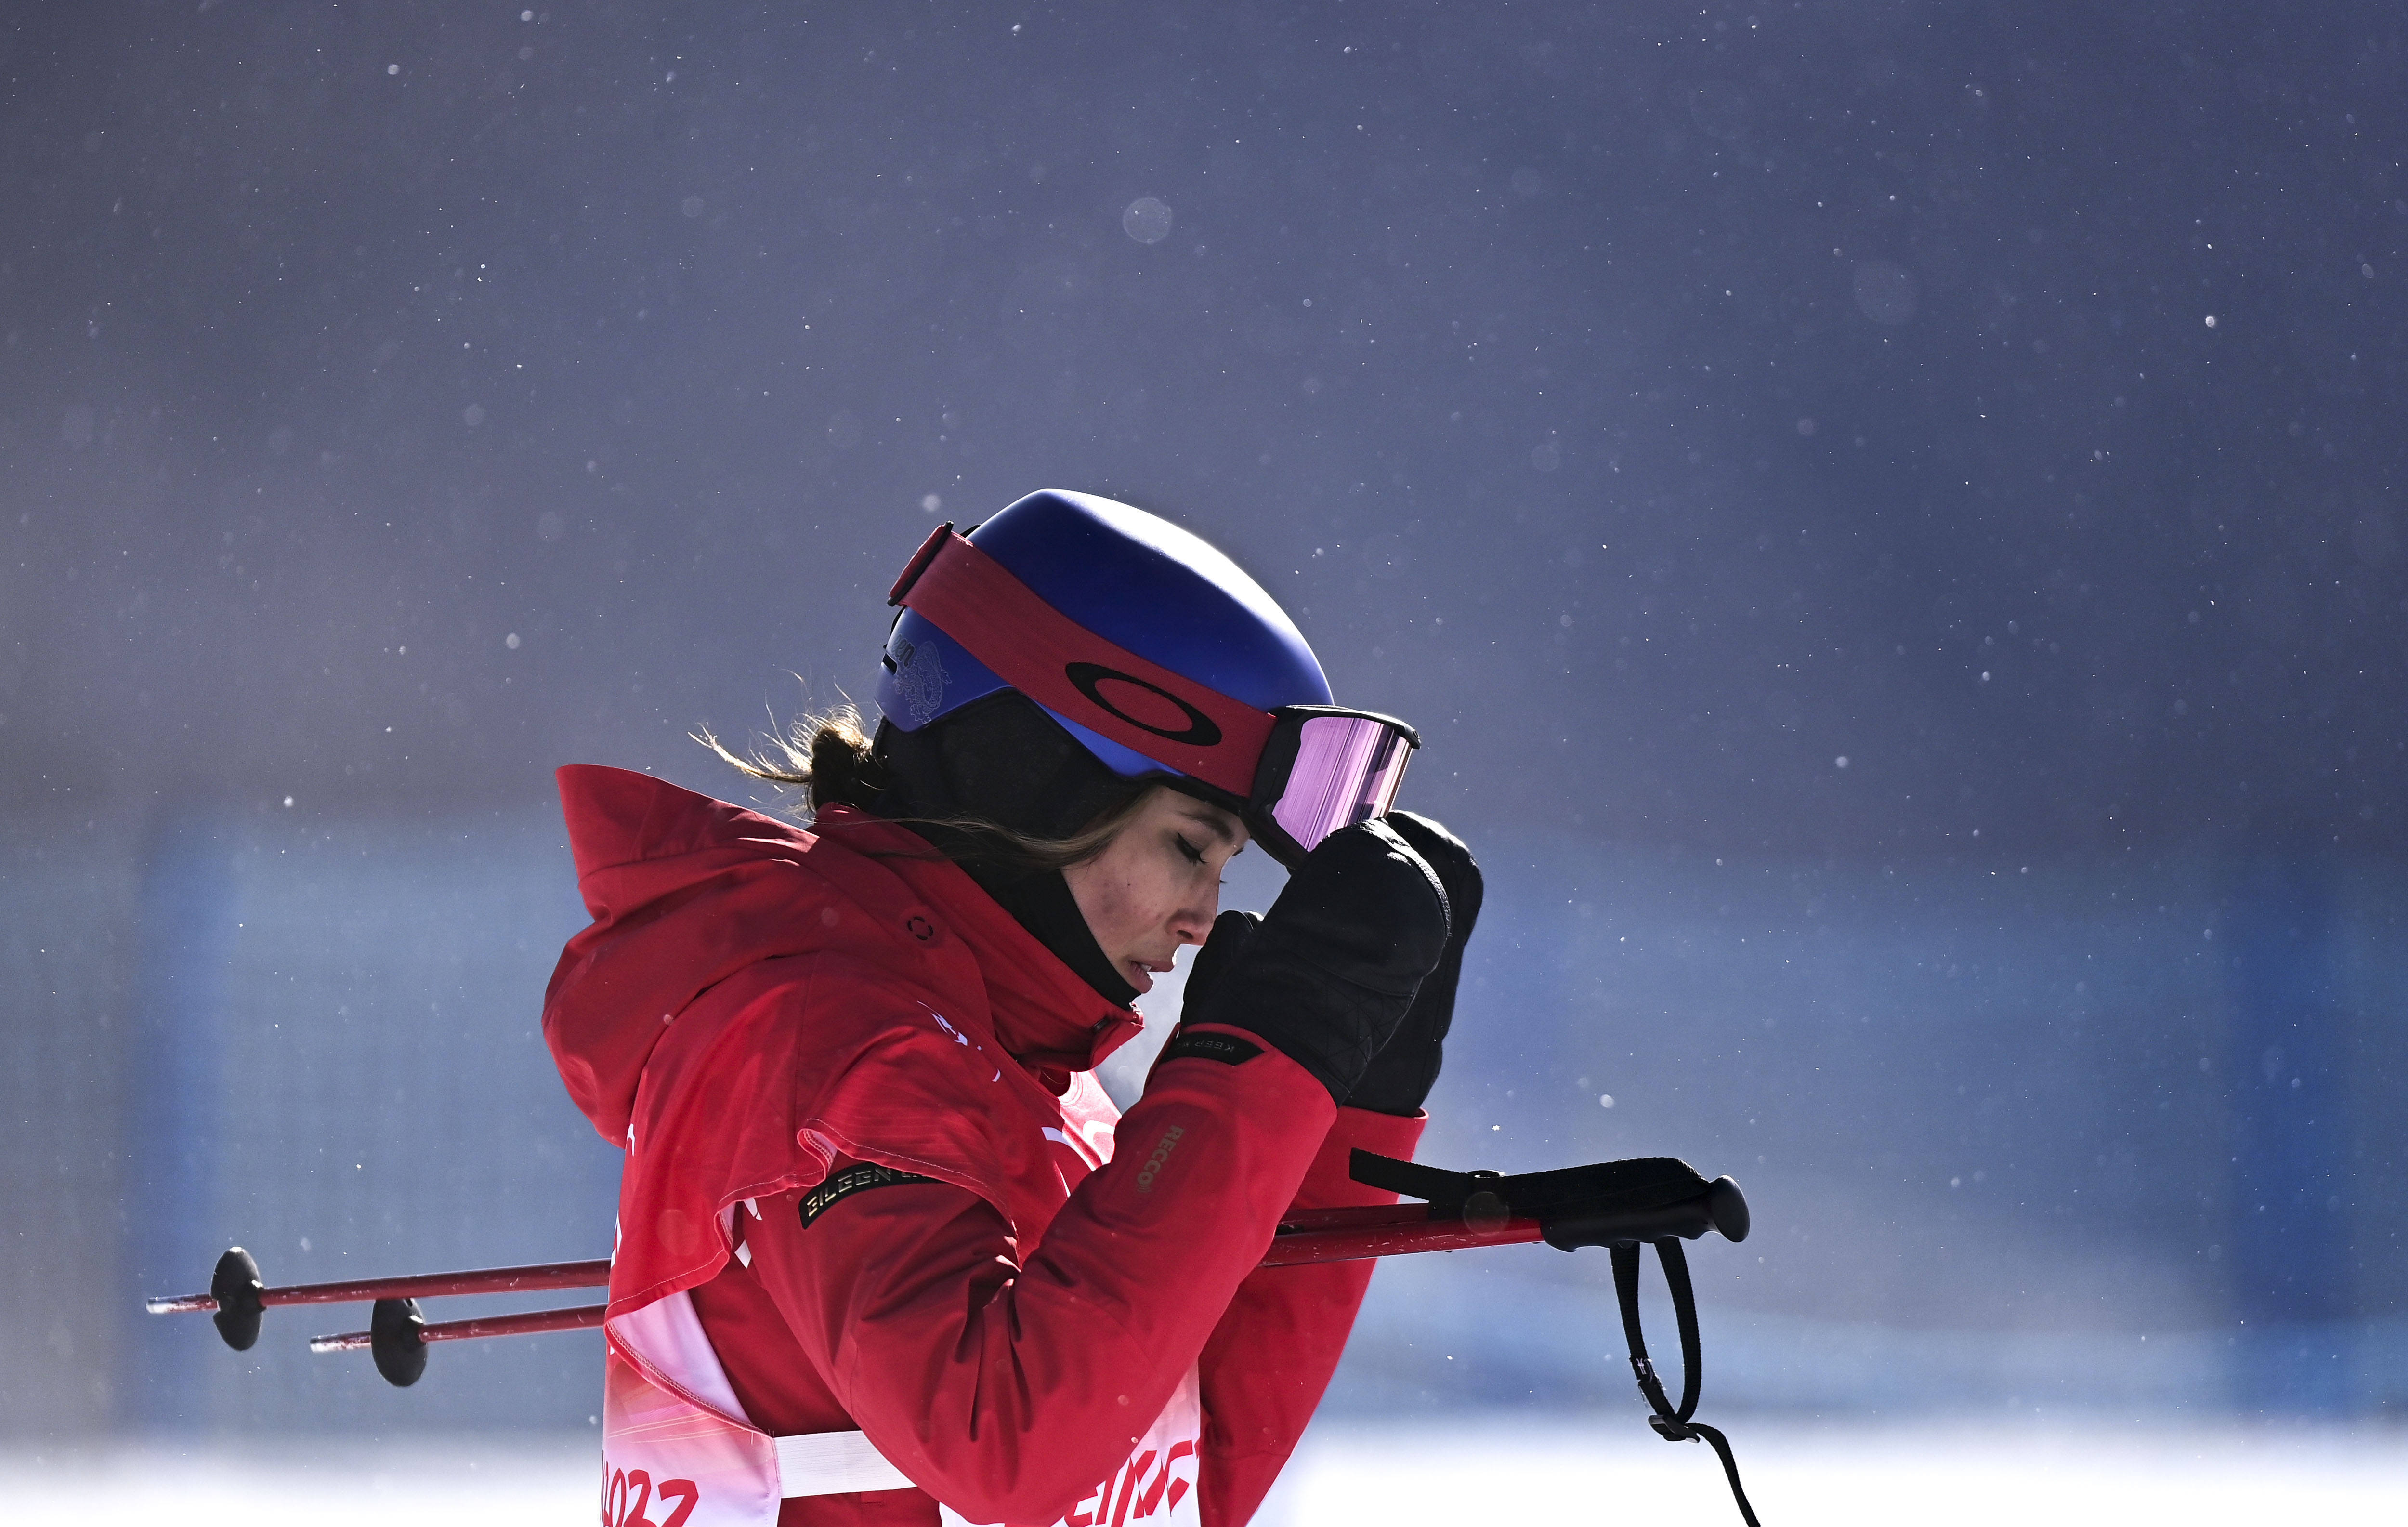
[1176,818,1451,1103]
[1348,812,1483,1116]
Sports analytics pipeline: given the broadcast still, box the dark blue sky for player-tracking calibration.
[5,1,2404,862]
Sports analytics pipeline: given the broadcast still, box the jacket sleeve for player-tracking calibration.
[738,1028,1336,1527]
[1193,1106,1426,1527]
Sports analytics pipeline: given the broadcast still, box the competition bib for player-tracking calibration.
[940,1366,1201,1527]
[601,1292,1201,1527]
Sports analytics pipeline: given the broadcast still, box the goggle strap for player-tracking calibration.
[890,528,1272,797]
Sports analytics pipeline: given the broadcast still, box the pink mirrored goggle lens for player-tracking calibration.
[1268,714,1415,855]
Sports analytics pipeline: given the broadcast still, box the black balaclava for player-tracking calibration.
[868,691,1146,1008]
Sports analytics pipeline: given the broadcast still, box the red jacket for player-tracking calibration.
[543,766,1423,1527]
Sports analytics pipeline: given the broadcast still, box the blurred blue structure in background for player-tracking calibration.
[1333,837,2408,1423]
[125,819,240,1428]
[2225,861,2353,1414]
[2,809,622,1437]
[13,811,2400,1439]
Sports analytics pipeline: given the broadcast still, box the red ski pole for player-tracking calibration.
[307,1304,610,1349]
[151,1152,1749,1388]
[145,1248,611,1353]
[147,1202,1527,1359]
[286,1202,1542,1387]
[302,1299,610,1386]
[145,1254,611,1317]
[1259,1199,1546,1265]
[142,1200,1527,1338]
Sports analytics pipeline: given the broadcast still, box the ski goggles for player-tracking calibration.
[889,525,1420,866]
[1246,706,1421,866]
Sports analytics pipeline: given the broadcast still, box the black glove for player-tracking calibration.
[1176,819,1451,1104]
[1347,813,1483,1116]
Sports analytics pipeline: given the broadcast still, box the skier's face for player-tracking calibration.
[1063,787,1248,997]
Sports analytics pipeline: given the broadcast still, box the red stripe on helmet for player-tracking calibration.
[890,528,1273,796]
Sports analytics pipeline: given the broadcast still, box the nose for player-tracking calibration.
[1168,879,1221,948]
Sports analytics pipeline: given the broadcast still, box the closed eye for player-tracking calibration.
[1174,833,1205,866]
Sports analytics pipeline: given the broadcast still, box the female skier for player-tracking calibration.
[542,490,1482,1527]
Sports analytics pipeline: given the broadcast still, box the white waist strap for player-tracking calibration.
[774,1429,915,1498]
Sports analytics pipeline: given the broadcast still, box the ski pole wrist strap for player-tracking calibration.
[1611,1237,1762,1527]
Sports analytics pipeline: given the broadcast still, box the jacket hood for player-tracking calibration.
[543,765,1139,1147]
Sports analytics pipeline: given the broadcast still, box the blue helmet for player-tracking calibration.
[878,490,1332,780]
[876,490,1419,867]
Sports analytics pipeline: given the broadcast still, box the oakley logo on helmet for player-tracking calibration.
[1064,661,1225,748]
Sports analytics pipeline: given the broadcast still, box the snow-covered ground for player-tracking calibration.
[1266,1419,2408,1525]
[8,1420,2404,1525]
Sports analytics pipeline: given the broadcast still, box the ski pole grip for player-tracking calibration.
[1348,1150,1749,1250]
[1539,1175,1749,1251]
[1707,1175,1750,1242]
